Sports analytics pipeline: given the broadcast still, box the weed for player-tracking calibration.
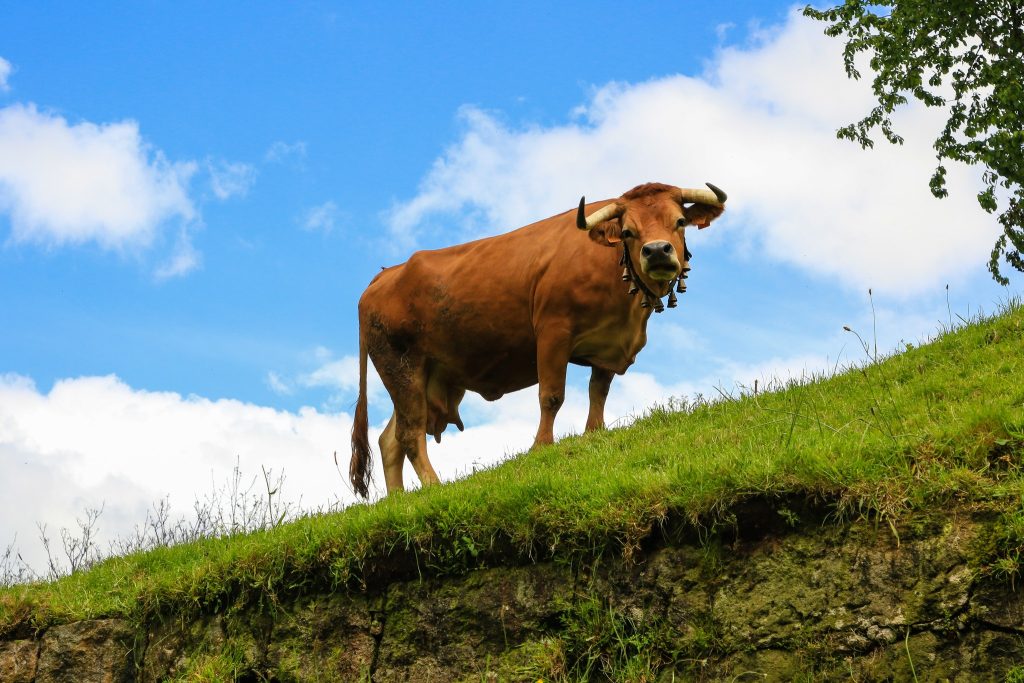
[169,642,252,683]
[526,593,673,682]
[1,457,300,588]
[904,628,919,683]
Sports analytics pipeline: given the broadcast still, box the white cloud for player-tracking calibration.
[712,353,841,395]
[265,140,307,164]
[153,229,201,280]
[270,350,387,408]
[207,159,256,200]
[0,57,11,92]
[266,371,293,395]
[0,103,197,250]
[301,354,360,390]
[0,373,354,571]
[302,200,339,233]
[386,9,998,295]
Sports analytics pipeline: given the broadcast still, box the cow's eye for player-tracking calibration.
[620,227,636,239]
[676,217,688,229]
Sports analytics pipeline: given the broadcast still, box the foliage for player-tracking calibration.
[167,644,252,683]
[1006,664,1024,683]
[804,1,1024,283]
[547,594,670,682]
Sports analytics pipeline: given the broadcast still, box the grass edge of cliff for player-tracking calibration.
[3,297,1024,639]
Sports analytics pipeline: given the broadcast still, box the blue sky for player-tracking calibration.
[0,2,1015,569]
[1,1,797,410]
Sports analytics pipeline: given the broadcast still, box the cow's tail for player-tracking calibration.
[350,330,373,498]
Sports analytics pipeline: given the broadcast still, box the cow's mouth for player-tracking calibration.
[645,267,679,282]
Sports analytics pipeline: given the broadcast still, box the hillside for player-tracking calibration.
[2,300,1024,681]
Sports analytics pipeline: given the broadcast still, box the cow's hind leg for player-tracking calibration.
[382,358,440,490]
[395,382,441,488]
[405,432,440,487]
[378,413,405,493]
[369,324,441,493]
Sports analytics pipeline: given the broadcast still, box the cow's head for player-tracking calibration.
[577,182,726,288]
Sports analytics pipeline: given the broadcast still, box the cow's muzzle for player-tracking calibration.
[640,240,680,281]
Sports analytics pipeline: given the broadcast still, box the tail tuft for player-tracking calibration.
[349,334,373,498]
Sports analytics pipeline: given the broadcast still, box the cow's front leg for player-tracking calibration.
[533,329,572,447]
[585,367,614,432]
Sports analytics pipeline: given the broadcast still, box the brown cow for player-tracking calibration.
[350,182,727,497]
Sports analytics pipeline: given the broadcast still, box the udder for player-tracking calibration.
[426,371,466,443]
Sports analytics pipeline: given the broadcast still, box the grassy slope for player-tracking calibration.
[3,300,1024,636]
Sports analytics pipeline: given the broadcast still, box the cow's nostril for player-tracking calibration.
[642,241,674,260]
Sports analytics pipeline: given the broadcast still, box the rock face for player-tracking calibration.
[3,510,1023,682]
[36,619,136,683]
[0,638,38,683]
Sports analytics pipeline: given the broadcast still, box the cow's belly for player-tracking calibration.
[466,369,537,400]
[432,345,538,401]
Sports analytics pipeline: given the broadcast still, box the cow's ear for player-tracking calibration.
[587,220,622,247]
[681,203,724,230]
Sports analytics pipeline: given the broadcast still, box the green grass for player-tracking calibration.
[3,298,1024,637]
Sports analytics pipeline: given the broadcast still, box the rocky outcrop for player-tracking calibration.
[3,509,1023,681]
[2,619,135,683]
[0,638,38,683]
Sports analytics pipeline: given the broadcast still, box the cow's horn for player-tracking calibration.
[676,183,727,207]
[706,182,727,203]
[577,199,623,231]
